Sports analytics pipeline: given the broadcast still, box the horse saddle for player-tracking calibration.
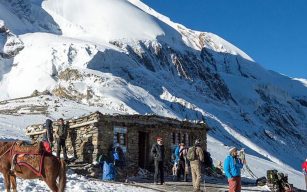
[11,141,45,176]
[13,141,42,154]
[12,154,44,176]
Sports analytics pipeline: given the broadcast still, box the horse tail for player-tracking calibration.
[58,159,66,192]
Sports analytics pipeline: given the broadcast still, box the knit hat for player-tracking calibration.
[229,147,237,154]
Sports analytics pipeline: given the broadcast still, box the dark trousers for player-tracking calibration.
[56,138,68,160]
[177,160,187,181]
[154,160,164,184]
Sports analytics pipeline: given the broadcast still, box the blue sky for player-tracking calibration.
[141,0,307,79]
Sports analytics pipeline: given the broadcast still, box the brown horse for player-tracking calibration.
[0,141,66,192]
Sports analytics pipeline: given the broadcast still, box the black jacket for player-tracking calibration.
[58,124,68,140]
[151,144,165,162]
[43,119,53,143]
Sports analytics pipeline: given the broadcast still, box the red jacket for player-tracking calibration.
[302,161,307,171]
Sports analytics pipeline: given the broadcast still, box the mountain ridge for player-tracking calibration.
[0,0,306,189]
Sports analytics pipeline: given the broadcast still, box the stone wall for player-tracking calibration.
[26,112,101,163]
[26,112,208,177]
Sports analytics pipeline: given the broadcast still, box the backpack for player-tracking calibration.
[113,146,125,166]
[267,170,278,184]
[43,119,53,142]
[42,141,52,154]
[113,151,120,161]
[187,146,196,161]
[256,176,267,186]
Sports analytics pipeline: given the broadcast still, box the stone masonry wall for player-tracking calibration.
[26,112,207,178]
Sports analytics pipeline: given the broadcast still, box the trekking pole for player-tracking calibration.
[245,164,258,179]
[240,149,258,179]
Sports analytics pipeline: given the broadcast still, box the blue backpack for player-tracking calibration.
[113,151,120,161]
[102,161,115,181]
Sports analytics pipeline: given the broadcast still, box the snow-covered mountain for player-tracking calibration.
[1,0,307,189]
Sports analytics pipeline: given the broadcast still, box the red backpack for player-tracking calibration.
[42,141,52,154]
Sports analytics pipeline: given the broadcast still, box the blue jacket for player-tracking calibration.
[174,146,180,163]
[224,155,243,179]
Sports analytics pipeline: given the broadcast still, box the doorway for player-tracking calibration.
[138,131,149,169]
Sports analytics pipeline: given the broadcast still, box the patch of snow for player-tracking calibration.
[43,0,165,43]
[0,170,155,192]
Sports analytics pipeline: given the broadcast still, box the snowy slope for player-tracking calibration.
[0,169,155,192]
[42,0,165,42]
[0,0,307,190]
[207,137,305,189]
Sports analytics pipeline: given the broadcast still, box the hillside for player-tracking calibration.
[0,0,306,189]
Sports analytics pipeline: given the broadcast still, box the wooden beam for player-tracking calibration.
[26,129,46,136]
[69,120,98,129]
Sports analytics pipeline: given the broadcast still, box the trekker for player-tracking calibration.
[177,141,189,182]
[203,150,213,176]
[151,137,165,185]
[42,119,54,151]
[113,143,126,168]
[215,160,224,176]
[113,143,127,181]
[187,139,204,192]
[172,144,180,180]
[224,147,244,192]
[302,159,307,190]
[55,118,68,161]
[174,143,180,164]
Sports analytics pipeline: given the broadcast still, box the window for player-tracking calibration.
[189,134,193,146]
[172,132,189,145]
[177,133,181,144]
[184,133,189,146]
[172,132,176,144]
[114,127,127,152]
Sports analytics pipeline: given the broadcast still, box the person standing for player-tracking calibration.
[188,139,204,192]
[177,141,189,182]
[172,143,180,180]
[113,143,127,181]
[302,159,307,190]
[55,118,68,161]
[224,147,244,192]
[203,149,213,176]
[151,137,165,185]
[42,119,54,153]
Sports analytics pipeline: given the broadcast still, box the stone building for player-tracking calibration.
[26,111,208,176]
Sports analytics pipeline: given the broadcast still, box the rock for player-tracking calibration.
[0,22,24,59]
